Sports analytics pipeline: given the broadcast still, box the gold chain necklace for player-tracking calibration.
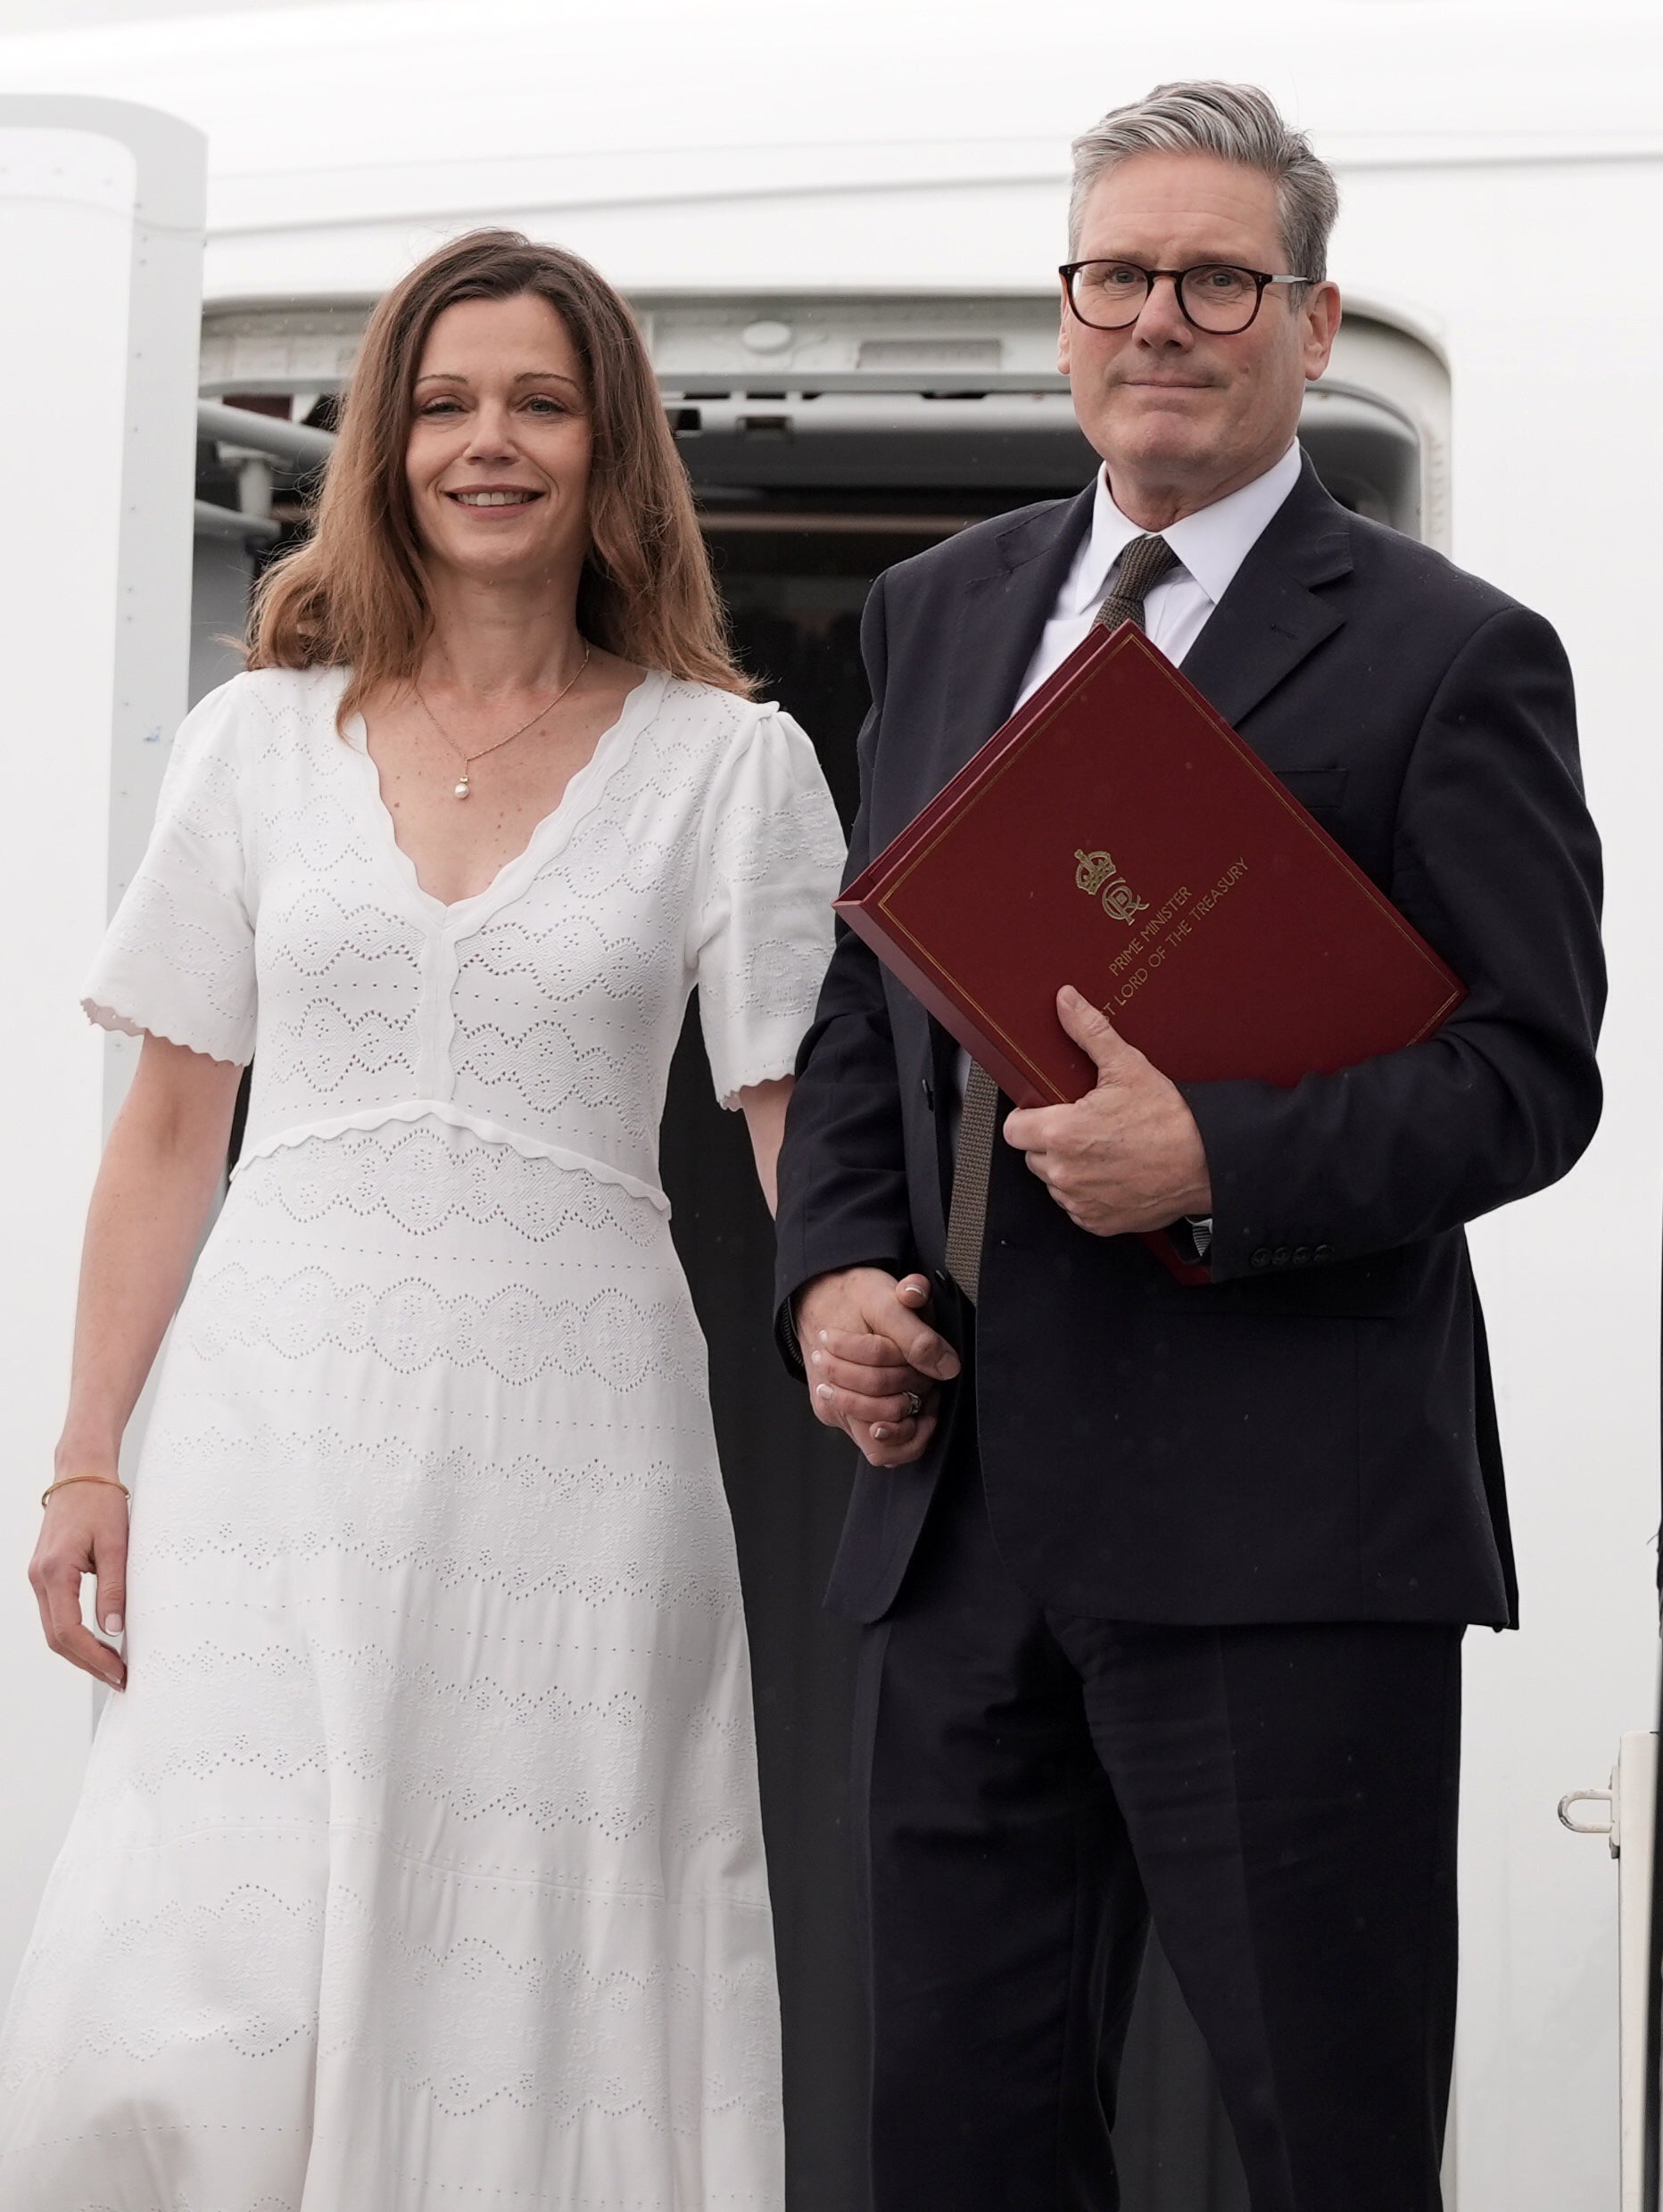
[415,640,592,800]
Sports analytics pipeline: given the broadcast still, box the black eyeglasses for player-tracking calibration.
[1059,260,1311,335]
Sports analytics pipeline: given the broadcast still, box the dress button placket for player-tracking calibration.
[421,917,463,1102]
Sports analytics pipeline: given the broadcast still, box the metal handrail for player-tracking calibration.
[197,397,335,468]
[194,499,279,542]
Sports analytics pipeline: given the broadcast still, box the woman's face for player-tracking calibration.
[405,291,594,589]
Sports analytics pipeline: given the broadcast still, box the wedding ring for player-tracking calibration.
[902,1391,924,1421]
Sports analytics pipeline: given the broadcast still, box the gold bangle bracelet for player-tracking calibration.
[39,1475,130,1510]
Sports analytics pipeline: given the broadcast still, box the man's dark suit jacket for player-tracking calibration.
[773,451,1605,1631]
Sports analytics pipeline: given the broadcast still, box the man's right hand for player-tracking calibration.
[794,1267,961,1468]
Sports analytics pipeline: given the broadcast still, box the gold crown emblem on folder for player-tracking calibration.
[1075,849,1149,926]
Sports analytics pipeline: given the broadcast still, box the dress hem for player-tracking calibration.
[716,1055,803,1112]
[82,995,250,1069]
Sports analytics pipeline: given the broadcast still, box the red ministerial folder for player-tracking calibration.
[834,621,1466,1285]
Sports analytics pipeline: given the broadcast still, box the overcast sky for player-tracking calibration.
[0,0,1636,43]
[0,0,400,28]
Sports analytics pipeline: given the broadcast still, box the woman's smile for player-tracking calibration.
[445,484,543,508]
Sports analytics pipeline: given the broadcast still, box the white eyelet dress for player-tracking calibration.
[0,665,845,2212]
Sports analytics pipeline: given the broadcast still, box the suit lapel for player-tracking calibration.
[936,483,1097,782]
[1179,454,1353,728]
[922,483,1096,1195]
[934,458,1354,767]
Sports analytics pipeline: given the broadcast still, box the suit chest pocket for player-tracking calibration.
[1275,766,1350,819]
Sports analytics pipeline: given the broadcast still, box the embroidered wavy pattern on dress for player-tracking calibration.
[232,1123,659,1246]
[101,1642,756,1851]
[2,1861,778,2132]
[132,1422,735,1612]
[184,1265,700,1391]
[319,1909,781,2129]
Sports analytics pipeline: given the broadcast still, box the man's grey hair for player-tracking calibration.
[1069,82,1339,291]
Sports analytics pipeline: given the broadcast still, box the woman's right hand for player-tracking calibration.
[27,1035,241,1701]
[796,1267,961,1467]
[30,1481,128,1690]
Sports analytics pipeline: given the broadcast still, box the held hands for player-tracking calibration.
[792,989,1204,1464]
[1003,986,1212,1235]
[796,1266,960,1468]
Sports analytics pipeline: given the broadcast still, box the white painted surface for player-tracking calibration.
[0,5,1657,2201]
[1376,149,1663,2207]
[0,99,203,1995]
[1617,1731,1657,2211]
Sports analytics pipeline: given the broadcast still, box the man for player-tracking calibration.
[772,79,1604,2212]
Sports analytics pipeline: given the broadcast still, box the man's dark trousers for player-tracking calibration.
[855,1390,1461,2211]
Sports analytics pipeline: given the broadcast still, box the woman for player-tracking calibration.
[1,231,845,2209]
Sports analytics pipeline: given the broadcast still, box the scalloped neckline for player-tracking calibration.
[340,666,666,925]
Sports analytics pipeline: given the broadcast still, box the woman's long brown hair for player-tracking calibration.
[248,229,751,717]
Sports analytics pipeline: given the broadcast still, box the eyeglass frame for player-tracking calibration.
[1058,260,1313,334]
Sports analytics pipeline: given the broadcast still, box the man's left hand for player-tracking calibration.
[1002,986,1212,1236]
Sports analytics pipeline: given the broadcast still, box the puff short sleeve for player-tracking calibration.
[694,704,845,1109]
[81,680,257,1066]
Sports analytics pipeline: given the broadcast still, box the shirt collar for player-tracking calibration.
[1066,441,1304,615]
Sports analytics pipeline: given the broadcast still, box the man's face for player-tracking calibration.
[1060,151,1340,516]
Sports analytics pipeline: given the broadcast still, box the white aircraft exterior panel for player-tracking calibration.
[0,95,203,2000]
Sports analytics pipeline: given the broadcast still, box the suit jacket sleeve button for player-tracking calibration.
[1314,1242,1336,1262]
[1250,1246,1270,1269]
[1293,1245,1312,1265]
[1271,1245,1291,1267]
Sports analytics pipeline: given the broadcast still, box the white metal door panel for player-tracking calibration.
[0,96,203,1998]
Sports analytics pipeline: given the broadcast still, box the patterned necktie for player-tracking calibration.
[942,533,1177,1304]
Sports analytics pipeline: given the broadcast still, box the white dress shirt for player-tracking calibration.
[1014,439,1304,706]
[952,442,1305,1254]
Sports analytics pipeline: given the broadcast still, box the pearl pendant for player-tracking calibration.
[454,778,470,800]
